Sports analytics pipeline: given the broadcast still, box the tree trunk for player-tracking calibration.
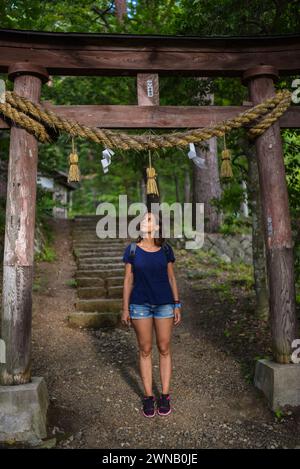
[184,166,191,203]
[174,172,180,203]
[193,90,222,232]
[246,141,269,321]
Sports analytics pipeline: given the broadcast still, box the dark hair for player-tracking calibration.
[135,210,165,246]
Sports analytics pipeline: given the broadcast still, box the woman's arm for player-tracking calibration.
[167,262,182,326]
[122,263,134,315]
[167,262,179,301]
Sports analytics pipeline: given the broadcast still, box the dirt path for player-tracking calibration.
[31,218,300,449]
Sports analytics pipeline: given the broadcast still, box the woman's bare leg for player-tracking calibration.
[153,318,174,394]
[131,318,154,396]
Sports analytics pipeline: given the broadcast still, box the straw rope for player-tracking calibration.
[0,89,292,150]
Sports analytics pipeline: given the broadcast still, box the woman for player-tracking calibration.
[121,210,182,418]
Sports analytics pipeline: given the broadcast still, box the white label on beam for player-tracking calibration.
[146,80,154,97]
[0,339,6,363]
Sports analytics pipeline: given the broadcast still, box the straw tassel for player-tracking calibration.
[220,133,233,179]
[68,136,80,182]
[146,150,159,196]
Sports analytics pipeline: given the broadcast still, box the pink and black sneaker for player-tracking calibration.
[157,393,172,416]
[142,395,156,418]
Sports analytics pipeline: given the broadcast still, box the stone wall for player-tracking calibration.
[171,233,253,265]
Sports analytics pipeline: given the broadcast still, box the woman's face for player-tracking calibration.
[140,212,159,235]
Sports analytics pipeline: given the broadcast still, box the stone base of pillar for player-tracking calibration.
[0,377,49,445]
[254,359,300,411]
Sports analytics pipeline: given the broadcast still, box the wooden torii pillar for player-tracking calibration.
[0,63,49,385]
[242,65,299,364]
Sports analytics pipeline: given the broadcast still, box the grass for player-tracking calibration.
[66,279,77,288]
[210,281,236,302]
[35,244,57,262]
[32,278,42,292]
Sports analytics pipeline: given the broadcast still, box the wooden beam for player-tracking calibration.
[242,65,299,364]
[1,104,299,129]
[0,29,300,76]
[0,64,49,385]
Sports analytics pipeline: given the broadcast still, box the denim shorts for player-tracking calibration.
[129,303,175,319]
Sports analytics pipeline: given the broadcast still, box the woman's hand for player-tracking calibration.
[173,307,182,326]
[121,308,131,327]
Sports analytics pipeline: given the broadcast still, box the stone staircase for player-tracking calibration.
[67,216,127,329]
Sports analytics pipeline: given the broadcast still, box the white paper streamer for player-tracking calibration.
[101,148,115,173]
[188,143,206,169]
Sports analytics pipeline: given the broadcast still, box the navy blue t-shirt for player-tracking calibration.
[122,243,175,305]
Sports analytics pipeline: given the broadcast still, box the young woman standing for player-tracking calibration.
[122,211,182,418]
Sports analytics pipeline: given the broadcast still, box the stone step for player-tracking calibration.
[67,311,121,329]
[73,239,125,244]
[72,231,116,236]
[73,215,135,219]
[74,250,123,259]
[76,276,123,287]
[72,230,103,234]
[75,298,122,312]
[73,218,135,222]
[77,263,124,270]
[72,241,129,245]
[74,247,124,253]
[74,241,126,246]
[77,285,122,299]
[108,285,123,297]
[76,256,122,264]
[77,287,106,299]
[73,245,125,251]
[72,227,128,231]
[76,277,105,288]
[106,276,124,286]
[76,269,124,278]
[72,229,119,233]
[72,237,125,243]
[72,233,128,238]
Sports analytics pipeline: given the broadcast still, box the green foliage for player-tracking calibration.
[66,279,77,288]
[32,278,42,292]
[283,130,300,219]
[282,130,300,283]
[174,0,300,36]
[274,408,284,421]
[35,185,57,224]
[212,181,251,235]
[35,244,56,262]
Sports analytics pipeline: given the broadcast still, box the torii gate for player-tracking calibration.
[0,29,299,443]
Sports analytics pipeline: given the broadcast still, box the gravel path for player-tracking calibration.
[30,218,300,449]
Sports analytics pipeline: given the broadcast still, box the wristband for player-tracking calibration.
[173,302,182,308]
